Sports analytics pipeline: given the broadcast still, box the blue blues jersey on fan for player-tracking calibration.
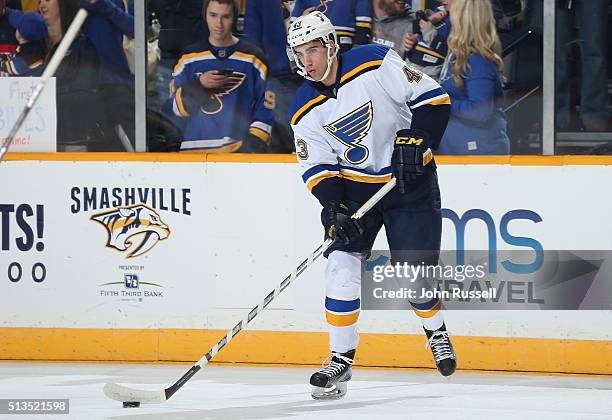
[170,40,273,152]
[290,0,372,51]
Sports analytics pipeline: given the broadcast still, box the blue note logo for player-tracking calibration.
[324,101,373,164]
[199,71,246,115]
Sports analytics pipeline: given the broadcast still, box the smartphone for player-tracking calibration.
[216,69,234,76]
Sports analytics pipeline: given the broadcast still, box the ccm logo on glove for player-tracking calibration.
[394,136,424,146]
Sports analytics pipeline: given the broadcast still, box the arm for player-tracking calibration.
[354,0,372,45]
[375,47,450,192]
[80,0,134,38]
[0,55,28,76]
[375,47,450,150]
[169,58,204,118]
[242,0,262,46]
[292,121,364,250]
[448,55,498,124]
[291,122,342,207]
[242,56,273,152]
[290,0,305,21]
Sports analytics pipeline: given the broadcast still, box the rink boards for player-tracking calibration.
[1,153,611,374]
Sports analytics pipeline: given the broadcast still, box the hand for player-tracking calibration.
[301,6,316,15]
[402,33,419,52]
[198,71,229,89]
[239,133,269,153]
[79,0,101,12]
[391,129,434,193]
[321,202,364,247]
[428,10,447,25]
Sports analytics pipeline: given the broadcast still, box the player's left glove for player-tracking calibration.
[391,129,436,194]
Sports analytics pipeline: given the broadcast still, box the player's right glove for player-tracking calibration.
[391,128,435,194]
[321,202,364,248]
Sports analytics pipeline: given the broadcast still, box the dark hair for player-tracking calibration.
[59,0,81,37]
[202,0,238,31]
[45,0,81,63]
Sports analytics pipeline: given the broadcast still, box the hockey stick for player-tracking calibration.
[103,178,397,405]
[0,7,90,162]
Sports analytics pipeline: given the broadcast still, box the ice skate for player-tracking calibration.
[310,349,355,400]
[425,326,457,376]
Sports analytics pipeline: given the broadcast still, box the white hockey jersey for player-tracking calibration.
[289,44,450,202]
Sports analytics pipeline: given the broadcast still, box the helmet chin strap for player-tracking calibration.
[316,46,336,82]
[297,41,338,83]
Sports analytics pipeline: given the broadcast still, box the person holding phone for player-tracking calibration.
[169,0,273,153]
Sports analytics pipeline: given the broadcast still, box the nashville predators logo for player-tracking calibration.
[324,101,373,164]
[91,204,170,258]
[200,71,246,115]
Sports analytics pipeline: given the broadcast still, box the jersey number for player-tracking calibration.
[296,139,309,160]
[403,66,423,83]
[264,91,276,110]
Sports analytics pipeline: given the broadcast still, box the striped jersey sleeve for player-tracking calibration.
[375,48,451,149]
[375,47,450,110]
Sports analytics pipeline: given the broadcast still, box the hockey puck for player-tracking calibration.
[123,401,140,408]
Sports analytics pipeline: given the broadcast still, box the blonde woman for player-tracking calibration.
[437,0,509,155]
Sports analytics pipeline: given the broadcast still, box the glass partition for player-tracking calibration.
[143,0,546,155]
[55,0,136,152]
[554,0,612,154]
[0,0,136,152]
[8,0,606,155]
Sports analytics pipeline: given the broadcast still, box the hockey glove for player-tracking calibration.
[391,129,435,194]
[239,133,269,153]
[321,202,364,247]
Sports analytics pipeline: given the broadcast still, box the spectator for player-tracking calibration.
[0,0,21,68]
[1,10,47,76]
[371,0,444,80]
[290,0,372,53]
[148,0,208,134]
[39,0,105,151]
[437,0,510,155]
[79,0,136,149]
[150,0,207,61]
[555,0,609,132]
[244,0,300,153]
[371,0,417,52]
[419,0,505,45]
[150,0,207,81]
[169,0,273,153]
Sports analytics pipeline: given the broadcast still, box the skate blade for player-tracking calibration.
[311,381,347,400]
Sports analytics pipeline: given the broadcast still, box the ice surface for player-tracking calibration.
[0,362,611,419]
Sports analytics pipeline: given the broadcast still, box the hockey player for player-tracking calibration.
[288,12,456,400]
[170,0,273,152]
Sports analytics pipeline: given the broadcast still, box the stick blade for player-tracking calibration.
[103,383,167,404]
